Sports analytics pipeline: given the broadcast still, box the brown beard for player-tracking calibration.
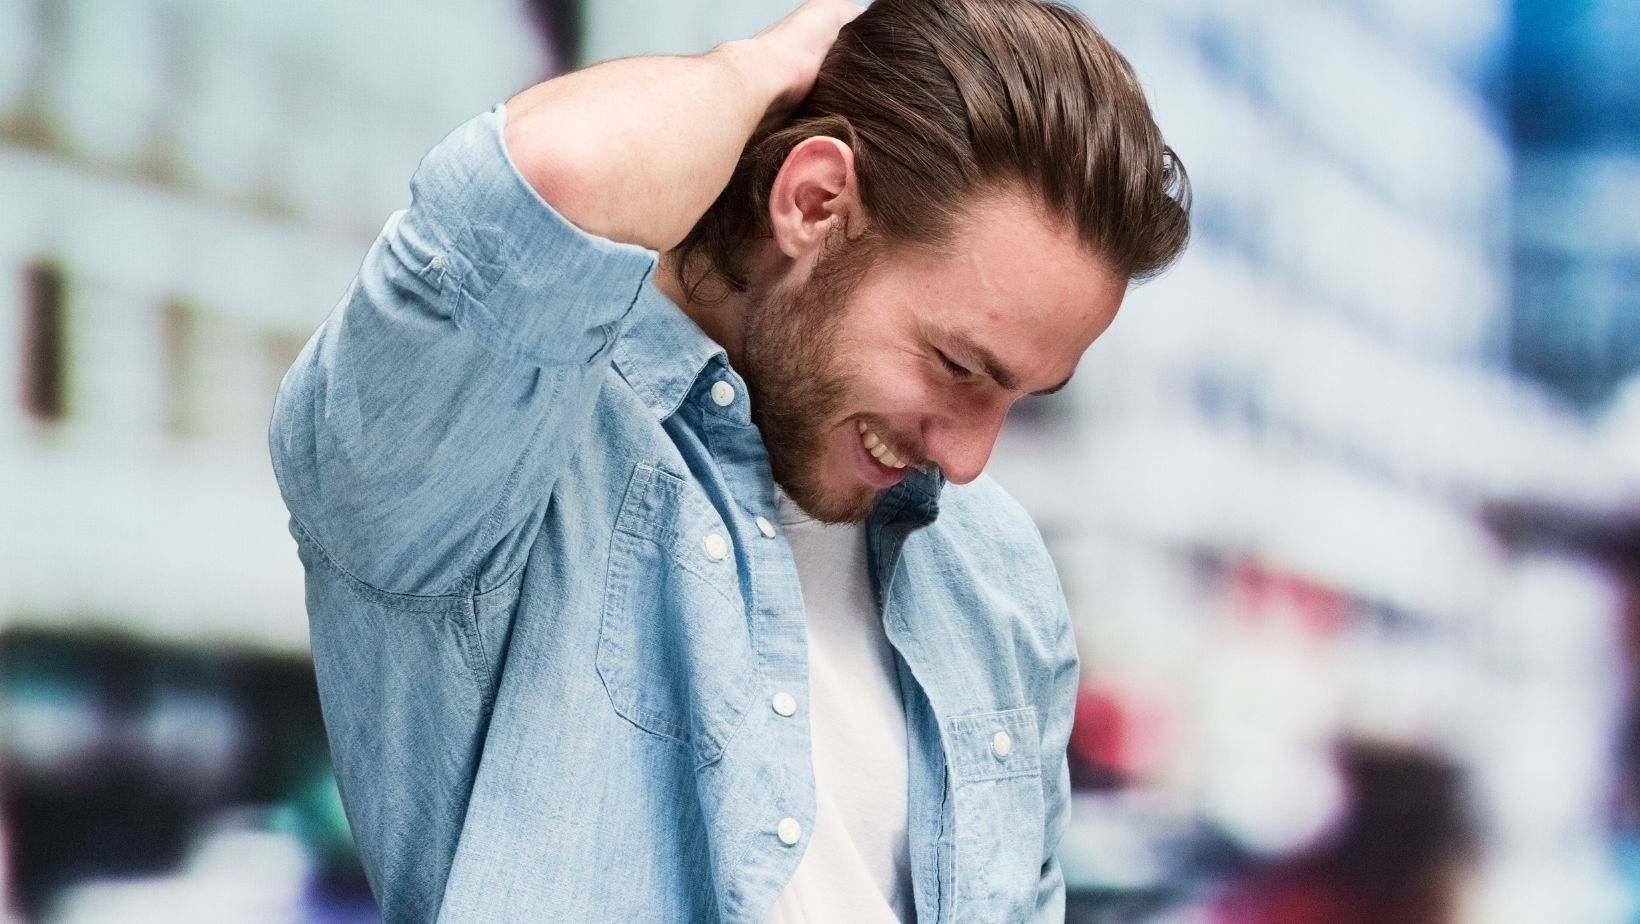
[739,235,882,524]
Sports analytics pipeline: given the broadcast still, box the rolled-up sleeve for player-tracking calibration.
[268,103,657,597]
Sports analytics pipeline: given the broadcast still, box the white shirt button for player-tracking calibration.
[710,380,735,406]
[703,533,729,561]
[776,817,802,846]
[755,516,776,538]
[771,692,797,717]
[991,730,1013,758]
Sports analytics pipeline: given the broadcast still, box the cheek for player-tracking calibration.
[847,368,941,419]
[842,342,934,403]
[825,315,948,416]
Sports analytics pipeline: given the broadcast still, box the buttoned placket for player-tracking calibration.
[692,364,820,886]
[683,355,952,921]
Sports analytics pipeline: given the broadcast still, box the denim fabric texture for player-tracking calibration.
[268,104,1080,924]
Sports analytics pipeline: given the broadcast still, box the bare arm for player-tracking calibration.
[504,0,864,253]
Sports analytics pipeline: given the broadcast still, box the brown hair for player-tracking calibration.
[673,0,1191,303]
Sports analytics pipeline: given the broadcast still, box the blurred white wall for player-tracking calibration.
[1,0,1637,921]
[0,0,547,650]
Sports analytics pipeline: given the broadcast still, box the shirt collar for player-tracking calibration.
[611,283,729,422]
[885,465,945,524]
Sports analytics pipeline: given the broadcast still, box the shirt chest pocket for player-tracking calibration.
[597,462,758,767]
[947,706,1047,919]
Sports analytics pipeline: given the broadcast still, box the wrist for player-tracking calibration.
[712,38,804,116]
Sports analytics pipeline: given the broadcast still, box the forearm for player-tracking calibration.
[504,39,789,252]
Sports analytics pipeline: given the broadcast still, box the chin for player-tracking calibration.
[765,415,885,525]
[788,480,877,526]
[785,457,878,526]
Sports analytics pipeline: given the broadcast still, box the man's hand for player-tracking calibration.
[748,0,867,132]
[504,0,864,252]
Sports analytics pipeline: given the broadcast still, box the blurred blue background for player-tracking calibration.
[2,0,1637,922]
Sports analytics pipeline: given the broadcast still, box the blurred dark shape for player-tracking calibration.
[1510,0,1639,149]
[522,0,583,72]
[1484,499,1640,845]
[1508,0,1640,408]
[20,262,65,422]
[1207,741,1477,924]
[0,629,370,920]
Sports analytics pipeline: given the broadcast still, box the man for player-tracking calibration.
[268,0,1189,921]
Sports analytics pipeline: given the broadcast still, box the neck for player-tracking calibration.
[654,249,757,372]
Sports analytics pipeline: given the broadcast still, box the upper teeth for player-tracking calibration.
[856,419,907,469]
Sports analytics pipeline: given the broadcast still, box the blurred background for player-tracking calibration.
[1,0,1637,921]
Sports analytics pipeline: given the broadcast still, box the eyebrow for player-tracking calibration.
[950,333,1073,397]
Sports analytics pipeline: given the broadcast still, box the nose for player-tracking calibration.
[921,404,1009,485]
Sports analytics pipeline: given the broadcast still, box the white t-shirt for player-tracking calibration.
[762,487,917,924]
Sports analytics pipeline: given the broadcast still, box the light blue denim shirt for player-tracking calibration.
[269,104,1079,924]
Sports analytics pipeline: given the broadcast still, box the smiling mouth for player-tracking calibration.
[856,419,911,469]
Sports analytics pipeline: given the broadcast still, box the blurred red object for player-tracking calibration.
[1230,561,1349,637]
[1068,683,1174,788]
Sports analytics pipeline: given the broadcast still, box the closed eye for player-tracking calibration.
[934,349,975,380]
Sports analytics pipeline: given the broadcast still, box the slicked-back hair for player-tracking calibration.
[673,0,1192,303]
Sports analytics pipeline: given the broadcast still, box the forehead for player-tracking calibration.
[864,190,1126,383]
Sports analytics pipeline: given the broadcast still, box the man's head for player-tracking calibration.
[671,0,1191,523]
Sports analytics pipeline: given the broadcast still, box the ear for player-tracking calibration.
[767,136,859,261]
